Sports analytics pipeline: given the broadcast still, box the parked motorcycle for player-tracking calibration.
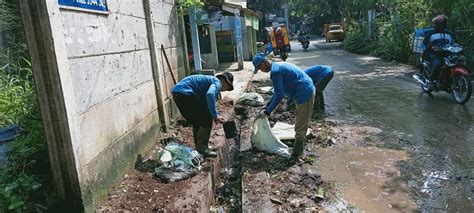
[413,43,472,104]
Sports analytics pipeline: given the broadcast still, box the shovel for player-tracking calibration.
[223,120,237,139]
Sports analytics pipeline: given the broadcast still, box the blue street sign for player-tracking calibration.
[58,0,108,12]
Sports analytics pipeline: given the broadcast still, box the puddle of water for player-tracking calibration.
[312,140,417,212]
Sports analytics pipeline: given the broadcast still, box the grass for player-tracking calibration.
[0,36,56,212]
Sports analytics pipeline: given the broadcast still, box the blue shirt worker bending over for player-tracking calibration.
[172,73,234,157]
[252,53,315,159]
[304,65,334,113]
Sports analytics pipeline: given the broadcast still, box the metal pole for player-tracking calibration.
[235,14,244,70]
[189,7,202,73]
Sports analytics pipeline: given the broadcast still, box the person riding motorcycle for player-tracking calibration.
[423,15,456,88]
[274,27,285,48]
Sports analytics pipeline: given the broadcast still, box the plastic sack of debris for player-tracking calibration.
[154,167,199,183]
[154,142,203,183]
[164,142,203,168]
[237,93,265,106]
[271,122,311,140]
[256,86,274,95]
[250,116,290,157]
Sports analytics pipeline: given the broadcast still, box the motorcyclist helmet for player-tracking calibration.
[275,27,283,35]
[432,15,448,31]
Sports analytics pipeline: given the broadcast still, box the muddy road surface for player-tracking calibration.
[288,38,474,212]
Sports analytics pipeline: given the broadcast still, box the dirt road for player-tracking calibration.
[288,38,474,212]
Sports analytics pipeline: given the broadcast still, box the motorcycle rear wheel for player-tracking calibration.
[281,51,288,61]
[451,75,472,104]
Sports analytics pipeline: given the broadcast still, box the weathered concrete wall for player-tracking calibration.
[151,0,186,123]
[38,0,185,211]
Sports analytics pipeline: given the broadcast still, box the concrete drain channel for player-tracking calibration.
[213,80,335,211]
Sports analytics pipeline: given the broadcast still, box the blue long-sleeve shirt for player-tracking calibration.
[265,62,315,114]
[304,65,334,80]
[172,75,222,118]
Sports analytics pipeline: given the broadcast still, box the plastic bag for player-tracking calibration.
[271,122,311,140]
[154,167,199,183]
[257,86,274,94]
[164,142,203,168]
[154,142,203,182]
[237,93,265,106]
[250,116,290,157]
[156,149,172,165]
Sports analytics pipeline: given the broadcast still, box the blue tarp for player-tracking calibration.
[415,27,434,37]
[0,125,24,143]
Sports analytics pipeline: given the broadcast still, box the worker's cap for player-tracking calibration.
[217,72,234,91]
[252,53,267,74]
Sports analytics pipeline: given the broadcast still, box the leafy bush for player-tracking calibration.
[375,17,413,62]
[342,0,474,69]
[1,2,56,211]
[0,45,56,211]
[343,24,375,55]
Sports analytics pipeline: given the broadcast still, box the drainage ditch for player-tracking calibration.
[212,80,338,211]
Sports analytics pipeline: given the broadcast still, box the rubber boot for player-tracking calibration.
[197,127,217,157]
[313,93,322,112]
[319,93,325,112]
[290,138,305,159]
[192,125,199,146]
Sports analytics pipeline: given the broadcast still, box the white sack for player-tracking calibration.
[257,86,274,94]
[250,116,290,157]
[271,122,311,140]
[237,93,265,106]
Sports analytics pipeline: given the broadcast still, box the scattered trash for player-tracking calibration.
[250,116,290,157]
[270,197,284,205]
[154,142,203,183]
[0,125,24,142]
[156,149,172,165]
[237,93,265,106]
[316,187,325,199]
[271,122,311,140]
[290,198,302,208]
[257,86,274,94]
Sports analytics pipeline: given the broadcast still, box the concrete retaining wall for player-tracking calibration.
[25,0,186,211]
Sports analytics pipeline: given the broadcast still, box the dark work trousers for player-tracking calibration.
[429,54,443,81]
[172,93,212,128]
[172,92,213,152]
[313,74,333,111]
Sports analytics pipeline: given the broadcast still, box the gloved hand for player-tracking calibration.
[213,116,226,124]
[285,99,294,111]
[257,107,270,118]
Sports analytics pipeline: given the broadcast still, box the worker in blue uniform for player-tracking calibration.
[304,65,334,113]
[252,53,315,159]
[172,72,234,157]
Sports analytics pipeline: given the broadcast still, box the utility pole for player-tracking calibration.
[234,11,243,70]
[368,9,375,38]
